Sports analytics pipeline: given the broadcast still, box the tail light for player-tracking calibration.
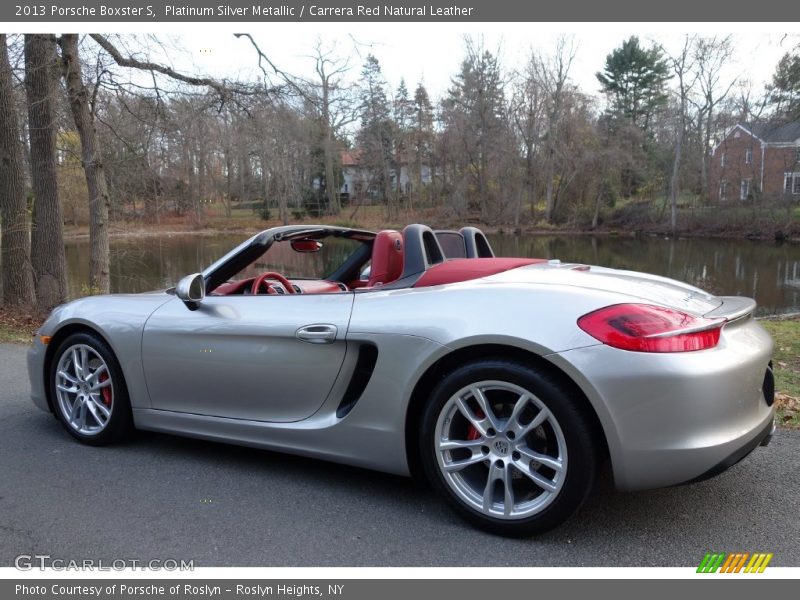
[577,303,724,353]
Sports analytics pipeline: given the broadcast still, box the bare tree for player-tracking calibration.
[667,36,698,233]
[692,36,737,198]
[25,34,67,310]
[59,34,110,293]
[235,34,358,215]
[511,54,547,224]
[0,34,36,307]
[538,37,576,223]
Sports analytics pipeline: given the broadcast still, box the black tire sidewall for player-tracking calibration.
[49,332,133,446]
[419,359,598,537]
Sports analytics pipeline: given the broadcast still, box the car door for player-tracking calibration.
[141,292,353,422]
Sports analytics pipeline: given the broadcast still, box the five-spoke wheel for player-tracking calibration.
[420,359,598,536]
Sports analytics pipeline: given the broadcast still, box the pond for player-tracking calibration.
[63,232,800,316]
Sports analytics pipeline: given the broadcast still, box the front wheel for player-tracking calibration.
[419,359,599,536]
[49,332,133,445]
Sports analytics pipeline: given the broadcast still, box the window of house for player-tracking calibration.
[786,173,800,195]
[796,147,800,164]
[719,180,728,199]
[745,148,753,164]
[740,178,751,200]
[720,152,726,167]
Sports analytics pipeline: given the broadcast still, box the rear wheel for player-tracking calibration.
[50,332,133,445]
[419,359,598,536]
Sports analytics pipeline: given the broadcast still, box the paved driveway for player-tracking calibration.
[1,343,798,567]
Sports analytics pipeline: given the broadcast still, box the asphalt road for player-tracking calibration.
[1,343,799,568]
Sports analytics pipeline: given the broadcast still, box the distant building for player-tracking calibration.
[339,149,432,199]
[710,121,800,202]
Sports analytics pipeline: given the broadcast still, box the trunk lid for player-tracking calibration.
[488,261,728,316]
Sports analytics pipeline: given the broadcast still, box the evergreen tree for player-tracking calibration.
[410,81,435,205]
[357,55,396,215]
[596,36,671,131]
[767,51,800,120]
[393,78,415,199]
[443,42,507,218]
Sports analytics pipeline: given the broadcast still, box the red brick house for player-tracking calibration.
[710,121,800,202]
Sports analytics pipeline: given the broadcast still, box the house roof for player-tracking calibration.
[340,147,423,167]
[747,121,800,144]
[341,150,362,167]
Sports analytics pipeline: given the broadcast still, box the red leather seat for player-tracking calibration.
[368,230,404,287]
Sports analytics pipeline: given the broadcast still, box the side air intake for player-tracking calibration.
[336,344,379,418]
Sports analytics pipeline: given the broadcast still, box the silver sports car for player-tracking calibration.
[27,224,776,536]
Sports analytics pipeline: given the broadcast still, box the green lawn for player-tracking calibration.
[760,318,800,428]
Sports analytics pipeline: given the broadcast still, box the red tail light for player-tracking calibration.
[577,304,724,352]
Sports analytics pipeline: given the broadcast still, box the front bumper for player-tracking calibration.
[550,315,776,491]
[27,337,49,413]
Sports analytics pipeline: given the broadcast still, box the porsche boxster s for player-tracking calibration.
[27,224,776,536]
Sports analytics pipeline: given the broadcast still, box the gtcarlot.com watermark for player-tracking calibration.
[14,554,194,571]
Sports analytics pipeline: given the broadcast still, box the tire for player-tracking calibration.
[419,359,598,537]
[49,332,133,445]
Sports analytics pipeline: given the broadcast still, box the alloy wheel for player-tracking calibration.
[434,380,568,520]
[54,344,114,436]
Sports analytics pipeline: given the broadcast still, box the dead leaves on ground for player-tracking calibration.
[775,392,800,429]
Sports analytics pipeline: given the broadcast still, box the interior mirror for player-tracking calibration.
[176,273,205,310]
[291,239,323,253]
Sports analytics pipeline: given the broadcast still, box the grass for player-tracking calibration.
[2,304,799,429]
[759,318,800,429]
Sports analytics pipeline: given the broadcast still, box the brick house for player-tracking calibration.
[710,121,800,202]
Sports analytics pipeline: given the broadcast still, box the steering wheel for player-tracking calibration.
[251,271,296,295]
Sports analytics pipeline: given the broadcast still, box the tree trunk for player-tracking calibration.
[321,86,340,216]
[591,187,603,230]
[0,34,36,308]
[59,34,110,294]
[224,150,233,218]
[670,126,683,234]
[323,132,340,215]
[25,34,67,310]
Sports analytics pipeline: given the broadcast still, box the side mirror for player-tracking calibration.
[176,273,205,311]
[291,239,323,253]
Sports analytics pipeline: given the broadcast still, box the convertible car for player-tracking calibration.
[27,224,775,536]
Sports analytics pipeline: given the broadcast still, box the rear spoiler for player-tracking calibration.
[703,296,756,322]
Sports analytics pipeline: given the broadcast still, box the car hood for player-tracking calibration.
[486,261,724,316]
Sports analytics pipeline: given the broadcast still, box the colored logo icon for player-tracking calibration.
[697,552,773,573]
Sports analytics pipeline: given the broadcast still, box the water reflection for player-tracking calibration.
[64,233,800,316]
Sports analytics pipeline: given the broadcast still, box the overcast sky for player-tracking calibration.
[145,24,798,105]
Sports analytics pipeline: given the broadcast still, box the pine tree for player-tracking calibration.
[393,79,415,203]
[443,42,506,219]
[768,51,800,120]
[411,82,435,206]
[596,36,671,132]
[357,55,396,217]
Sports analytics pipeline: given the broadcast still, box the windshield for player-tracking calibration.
[231,238,365,281]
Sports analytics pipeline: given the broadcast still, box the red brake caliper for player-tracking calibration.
[99,372,112,406]
[466,409,485,440]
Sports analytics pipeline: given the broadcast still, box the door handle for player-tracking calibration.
[296,324,338,344]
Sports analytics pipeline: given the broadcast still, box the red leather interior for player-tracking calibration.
[213,278,347,295]
[292,280,345,294]
[368,230,404,287]
[213,279,251,295]
[413,258,547,288]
